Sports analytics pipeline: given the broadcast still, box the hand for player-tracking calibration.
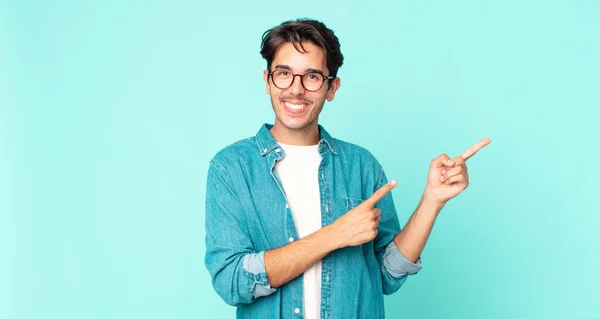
[329,180,397,248]
[424,138,491,205]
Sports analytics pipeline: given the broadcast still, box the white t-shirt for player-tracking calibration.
[274,142,323,319]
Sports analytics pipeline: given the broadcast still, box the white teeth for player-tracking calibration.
[284,101,306,110]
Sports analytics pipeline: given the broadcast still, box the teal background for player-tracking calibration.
[2,0,599,318]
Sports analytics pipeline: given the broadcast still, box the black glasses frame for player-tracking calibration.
[268,70,334,92]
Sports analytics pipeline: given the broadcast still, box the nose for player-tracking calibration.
[288,74,306,95]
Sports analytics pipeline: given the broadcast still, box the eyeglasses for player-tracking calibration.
[268,69,334,92]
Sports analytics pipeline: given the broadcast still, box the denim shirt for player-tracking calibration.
[205,124,422,319]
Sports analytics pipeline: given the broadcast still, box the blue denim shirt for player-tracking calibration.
[205,124,422,319]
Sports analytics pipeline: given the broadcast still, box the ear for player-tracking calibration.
[263,70,271,95]
[325,77,341,102]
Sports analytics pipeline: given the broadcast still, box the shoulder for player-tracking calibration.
[333,138,382,167]
[209,136,258,170]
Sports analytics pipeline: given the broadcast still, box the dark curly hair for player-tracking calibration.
[260,19,344,78]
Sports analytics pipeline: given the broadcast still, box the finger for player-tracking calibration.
[442,158,465,175]
[432,153,456,169]
[452,156,465,166]
[364,180,397,207]
[445,173,467,185]
[460,138,491,161]
[373,208,382,219]
[374,215,381,226]
[441,165,465,181]
[373,212,381,224]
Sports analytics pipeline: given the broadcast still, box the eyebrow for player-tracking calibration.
[273,65,325,75]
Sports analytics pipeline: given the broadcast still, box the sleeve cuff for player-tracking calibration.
[383,241,423,278]
[243,251,277,298]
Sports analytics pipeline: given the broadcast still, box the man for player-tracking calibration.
[205,19,490,319]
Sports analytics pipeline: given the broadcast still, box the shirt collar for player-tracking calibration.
[256,123,338,156]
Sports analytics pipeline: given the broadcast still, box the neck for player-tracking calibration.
[270,122,320,146]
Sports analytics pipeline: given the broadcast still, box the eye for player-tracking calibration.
[278,70,290,76]
[306,73,320,80]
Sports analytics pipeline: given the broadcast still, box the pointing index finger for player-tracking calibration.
[363,180,397,207]
[460,138,491,161]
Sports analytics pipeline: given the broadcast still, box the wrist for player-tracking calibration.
[420,190,446,215]
[320,223,343,251]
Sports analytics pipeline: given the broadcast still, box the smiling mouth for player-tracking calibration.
[282,100,310,114]
[284,101,307,110]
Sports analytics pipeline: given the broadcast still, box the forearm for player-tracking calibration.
[393,193,444,262]
[265,225,339,288]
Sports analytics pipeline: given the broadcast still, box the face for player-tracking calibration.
[263,41,341,135]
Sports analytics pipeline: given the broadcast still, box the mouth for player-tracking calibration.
[281,99,310,115]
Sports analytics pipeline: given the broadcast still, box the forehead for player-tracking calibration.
[272,41,328,72]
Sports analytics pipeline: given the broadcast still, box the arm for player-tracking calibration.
[205,161,276,306]
[394,139,491,262]
[264,227,337,288]
[393,193,444,263]
[266,184,393,288]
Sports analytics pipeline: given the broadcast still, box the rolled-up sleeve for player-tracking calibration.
[243,251,277,298]
[382,241,422,278]
[204,161,276,306]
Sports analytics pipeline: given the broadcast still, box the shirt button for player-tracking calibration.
[276,148,281,153]
[285,204,289,209]
[288,237,294,243]
[294,308,300,314]
[325,275,329,281]
[325,204,329,212]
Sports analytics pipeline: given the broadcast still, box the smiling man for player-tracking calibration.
[205,19,490,319]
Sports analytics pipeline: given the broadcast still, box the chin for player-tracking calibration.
[281,117,317,131]
[280,120,307,130]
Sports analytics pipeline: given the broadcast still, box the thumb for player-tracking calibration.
[431,153,456,169]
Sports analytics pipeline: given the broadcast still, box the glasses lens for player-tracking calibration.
[302,73,324,91]
[272,70,292,89]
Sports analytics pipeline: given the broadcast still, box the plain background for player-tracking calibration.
[2,0,599,318]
